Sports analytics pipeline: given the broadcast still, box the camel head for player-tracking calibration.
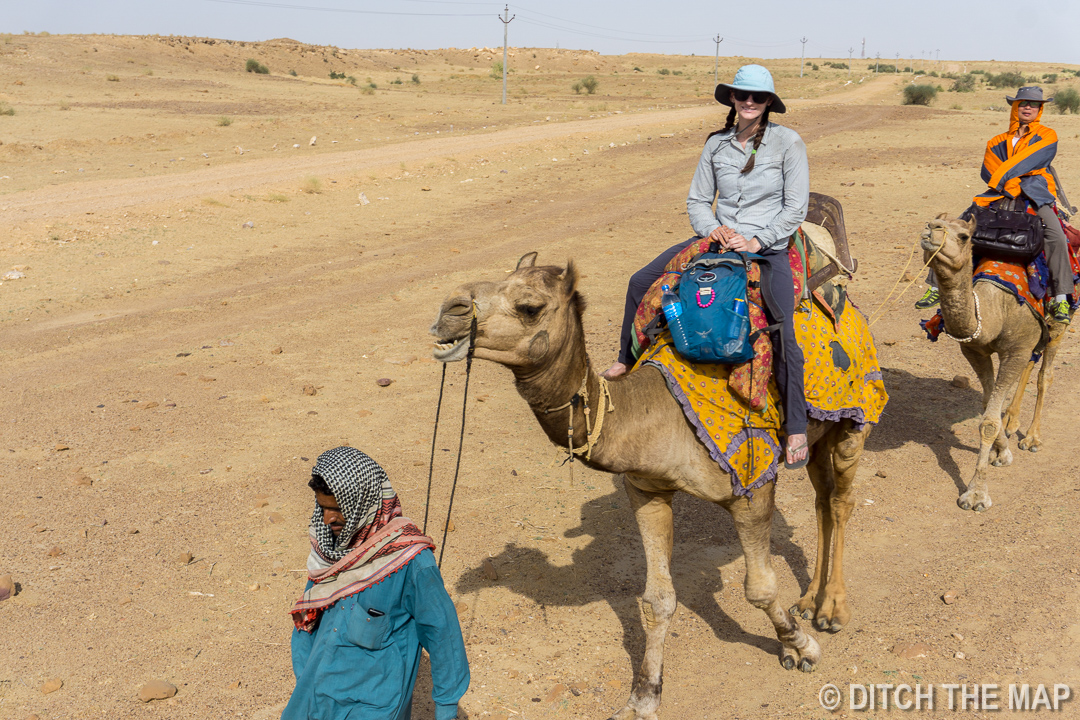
[430,252,586,372]
[920,213,977,274]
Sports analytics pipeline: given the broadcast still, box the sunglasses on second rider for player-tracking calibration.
[732,89,772,104]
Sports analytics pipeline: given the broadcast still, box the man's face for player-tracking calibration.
[315,491,345,536]
[1017,101,1041,124]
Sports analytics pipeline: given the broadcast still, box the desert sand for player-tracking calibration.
[2,33,1080,719]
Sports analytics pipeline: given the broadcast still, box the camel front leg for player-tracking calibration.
[958,352,1029,512]
[610,478,676,720]
[1003,358,1035,437]
[728,483,821,673]
[959,346,1012,467]
[1019,333,1065,452]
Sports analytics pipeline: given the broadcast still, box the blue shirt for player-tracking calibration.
[283,549,469,720]
[686,122,810,251]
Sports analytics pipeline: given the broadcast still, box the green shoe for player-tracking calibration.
[1049,298,1071,324]
[915,287,940,310]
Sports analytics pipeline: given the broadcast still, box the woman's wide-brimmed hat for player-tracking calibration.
[714,64,786,113]
[1006,86,1053,105]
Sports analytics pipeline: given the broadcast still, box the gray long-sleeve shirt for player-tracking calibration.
[686,122,810,251]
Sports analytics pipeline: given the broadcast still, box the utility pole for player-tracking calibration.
[498,4,514,105]
[936,48,940,66]
[848,47,853,78]
[861,37,865,59]
[875,52,880,74]
[800,37,808,77]
[713,35,723,83]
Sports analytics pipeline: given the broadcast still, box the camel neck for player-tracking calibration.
[934,253,980,339]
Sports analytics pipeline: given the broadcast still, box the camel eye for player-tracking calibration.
[517,303,544,318]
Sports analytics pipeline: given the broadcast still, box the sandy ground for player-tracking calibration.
[3,34,1080,720]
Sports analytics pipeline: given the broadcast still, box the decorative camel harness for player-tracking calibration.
[544,360,616,464]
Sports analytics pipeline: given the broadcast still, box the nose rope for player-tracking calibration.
[866,225,951,328]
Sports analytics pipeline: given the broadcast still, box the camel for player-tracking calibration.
[921,215,1069,513]
[431,252,873,720]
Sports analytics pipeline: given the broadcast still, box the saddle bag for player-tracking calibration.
[667,250,763,364]
[967,199,1045,263]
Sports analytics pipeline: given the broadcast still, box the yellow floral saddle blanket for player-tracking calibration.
[635,299,888,498]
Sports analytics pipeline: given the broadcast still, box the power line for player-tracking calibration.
[206,0,492,16]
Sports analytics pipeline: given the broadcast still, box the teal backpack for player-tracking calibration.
[667,250,764,364]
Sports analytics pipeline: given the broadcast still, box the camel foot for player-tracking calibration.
[1003,415,1020,437]
[789,598,848,633]
[607,704,656,720]
[1018,435,1042,452]
[990,447,1013,467]
[958,488,993,512]
[779,635,821,673]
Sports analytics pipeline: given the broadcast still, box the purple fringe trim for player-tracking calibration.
[864,370,883,382]
[644,360,779,499]
[807,404,874,432]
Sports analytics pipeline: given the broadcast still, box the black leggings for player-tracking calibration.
[617,237,808,436]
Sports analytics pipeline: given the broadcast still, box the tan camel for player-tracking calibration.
[431,253,873,720]
[921,215,1068,513]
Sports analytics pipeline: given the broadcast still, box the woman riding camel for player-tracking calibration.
[603,64,810,469]
[916,86,1072,324]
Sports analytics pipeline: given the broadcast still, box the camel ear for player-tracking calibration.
[935,212,949,220]
[560,260,579,294]
[516,252,538,270]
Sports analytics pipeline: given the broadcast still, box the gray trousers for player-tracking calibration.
[926,204,1073,296]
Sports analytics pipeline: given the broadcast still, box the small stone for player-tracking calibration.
[302,385,317,396]
[447,519,455,532]
[942,590,960,605]
[0,574,15,601]
[951,375,970,389]
[356,410,372,418]
[138,680,177,702]
[605,679,622,691]
[74,475,93,487]
[41,678,63,694]
[249,582,261,591]
[54,443,69,452]
[267,512,285,524]
[178,552,194,565]
[272,560,285,571]
[229,680,242,690]
[454,601,469,614]
[198,376,216,382]
[309,136,317,146]
[569,682,587,696]
[862,182,875,187]
[955,651,966,659]
[254,499,269,508]
[952,632,964,641]
[47,546,63,557]
[482,558,498,581]
[421,187,431,191]
[142,401,159,410]
[129,426,141,432]
[271,347,283,355]
[545,683,568,703]
[129,528,140,535]
[875,469,887,478]
[840,181,855,187]
[892,642,933,659]
[376,378,393,387]
[24,714,41,720]
[901,272,914,282]
[242,221,255,229]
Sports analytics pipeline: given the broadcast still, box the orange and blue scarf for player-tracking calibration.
[974,100,1057,208]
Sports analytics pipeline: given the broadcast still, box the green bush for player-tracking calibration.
[329,71,346,79]
[391,78,403,85]
[0,102,14,116]
[984,71,1025,88]
[411,73,420,84]
[1042,73,1057,84]
[347,76,357,85]
[970,69,985,74]
[950,75,976,92]
[824,61,848,69]
[360,85,374,95]
[903,84,938,106]
[811,63,819,71]
[490,61,503,79]
[581,75,599,94]
[869,63,898,73]
[245,58,269,74]
[657,68,670,75]
[1056,87,1080,114]
[217,116,233,126]
[289,69,297,77]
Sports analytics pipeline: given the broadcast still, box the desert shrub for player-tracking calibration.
[217,116,233,126]
[490,61,503,79]
[1056,88,1080,114]
[346,76,357,85]
[929,71,939,77]
[106,74,119,82]
[657,68,670,75]
[970,69,985,74]
[360,85,374,95]
[811,63,819,71]
[0,102,14,116]
[329,71,345,79]
[1026,75,1039,83]
[368,82,377,90]
[571,81,583,94]
[411,73,420,84]
[391,78,403,85]
[289,69,297,77]
[903,84,938,106]
[672,70,683,75]
[950,74,976,92]
[869,63,898,73]
[1042,73,1057,84]
[985,71,1025,88]
[245,58,269,74]
[633,66,642,72]
[824,61,848,69]
[301,177,322,194]
[581,75,599,94]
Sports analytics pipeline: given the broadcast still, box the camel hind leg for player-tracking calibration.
[1003,358,1036,437]
[726,482,821,673]
[1018,331,1066,452]
[610,478,676,720]
[792,420,866,633]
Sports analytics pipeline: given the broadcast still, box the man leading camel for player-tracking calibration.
[917,86,1072,324]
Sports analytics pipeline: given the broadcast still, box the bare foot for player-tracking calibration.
[601,362,628,379]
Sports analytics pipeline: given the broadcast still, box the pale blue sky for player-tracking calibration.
[4,0,1078,65]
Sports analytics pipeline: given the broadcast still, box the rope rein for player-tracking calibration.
[544,359,615,465]
[866,224,950,328]
[421,362,447,536]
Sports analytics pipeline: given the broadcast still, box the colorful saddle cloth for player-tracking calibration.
[635,299,888,498]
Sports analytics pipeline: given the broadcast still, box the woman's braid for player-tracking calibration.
[740,106,771,174]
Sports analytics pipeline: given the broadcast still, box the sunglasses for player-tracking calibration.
[1017,100,1043,108]
[732,89,772,104]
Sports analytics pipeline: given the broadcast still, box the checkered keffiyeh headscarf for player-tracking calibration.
[310,446,399,562]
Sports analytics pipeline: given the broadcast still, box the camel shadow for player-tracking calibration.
[455,474,810,666]
[866,366,984,493]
